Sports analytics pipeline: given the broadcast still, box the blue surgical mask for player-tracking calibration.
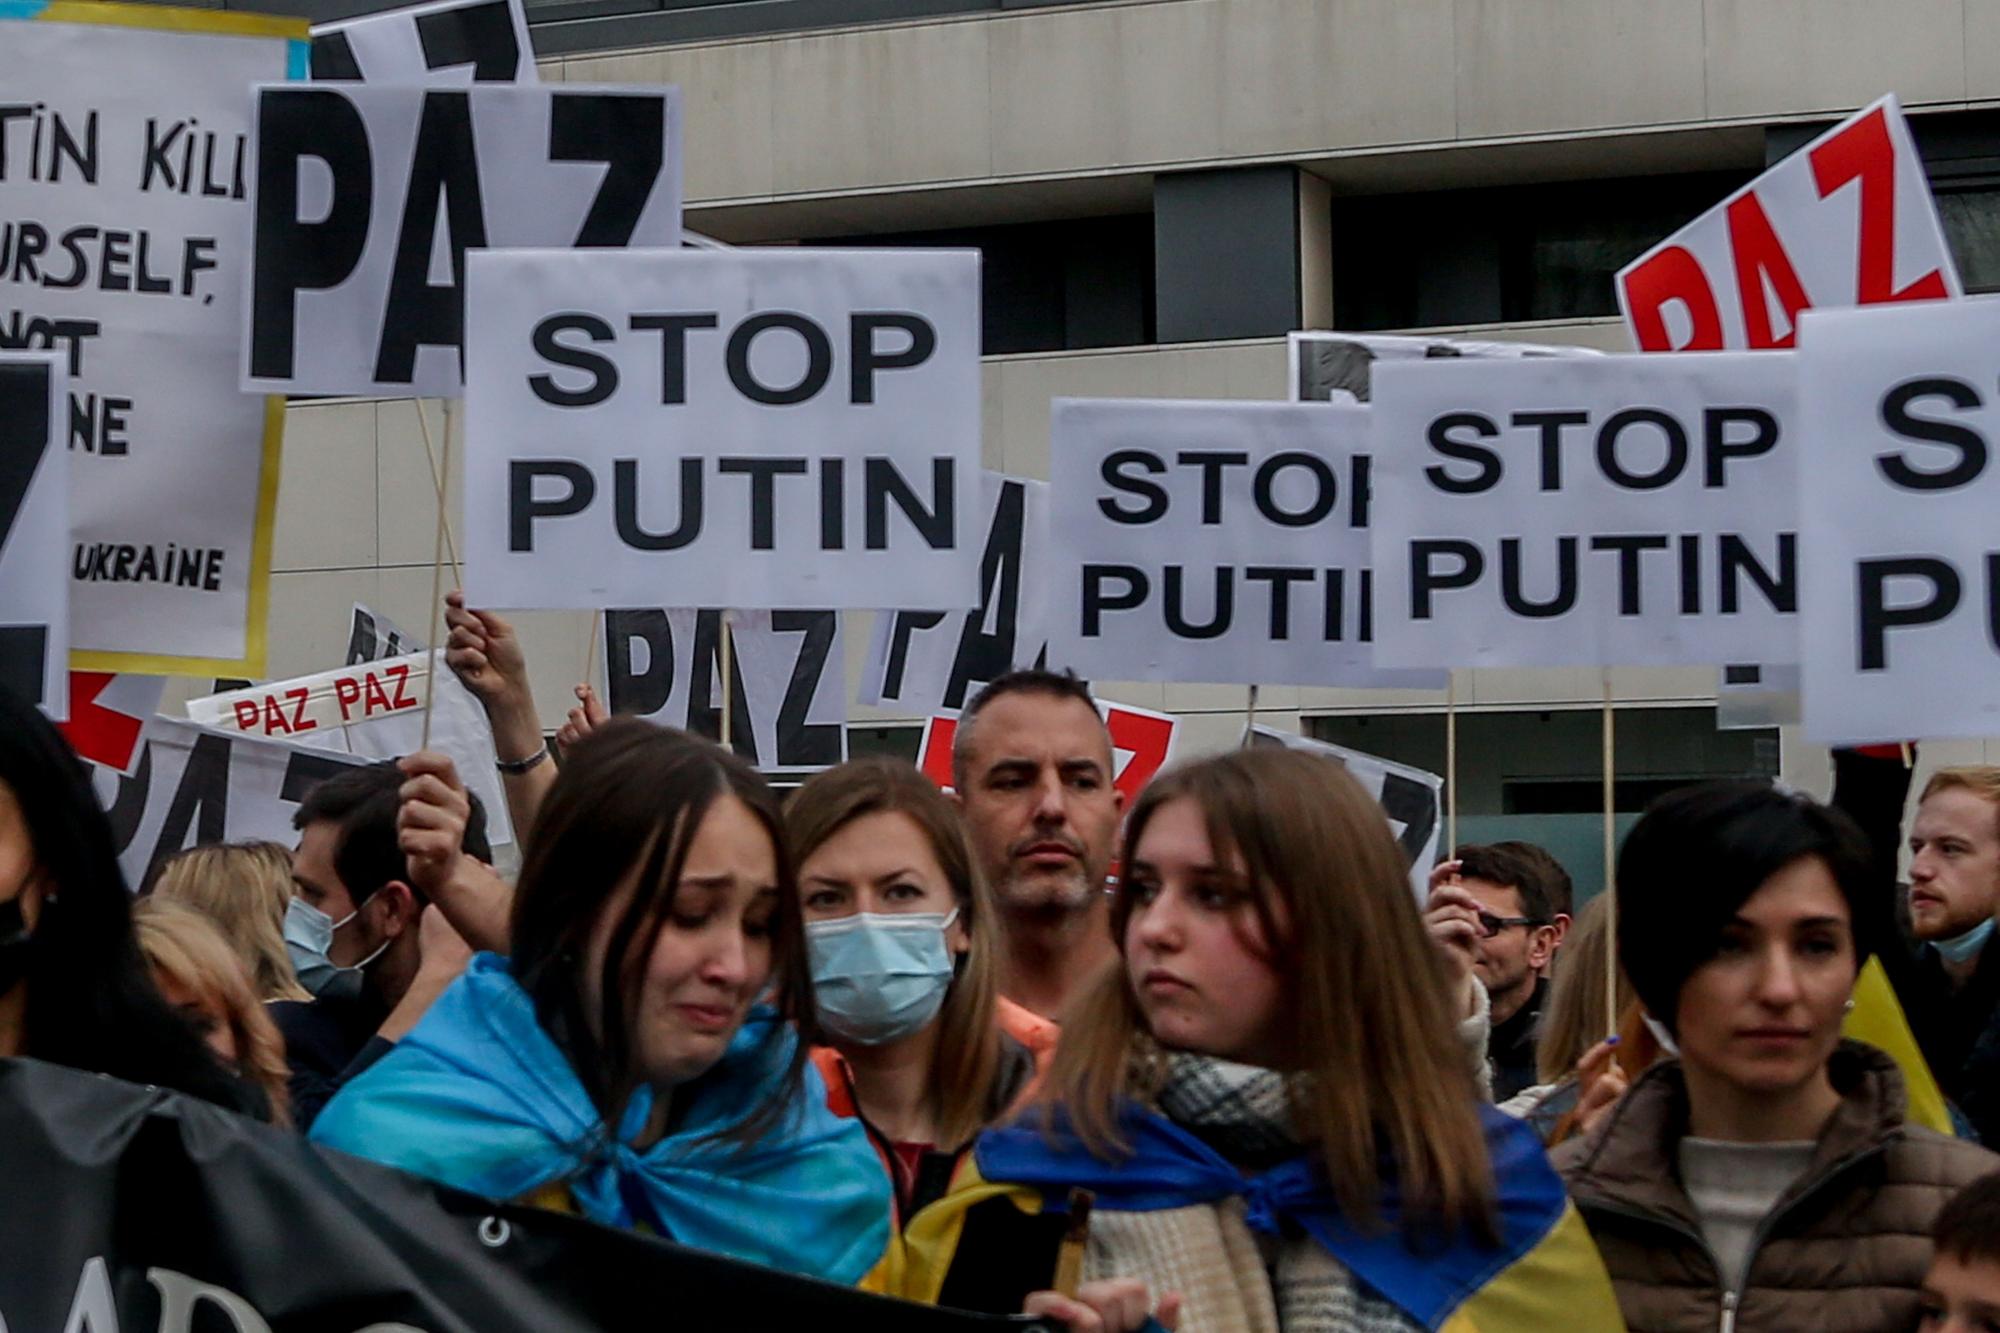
[806,909,959,1047]
[284,895,385,1002]
[1936,917,1996,966]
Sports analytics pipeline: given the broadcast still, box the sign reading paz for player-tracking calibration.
[185,651,515,847]
[1798,299,2000,742]
[604,609,847,771]
[1,5,303,675]
[1047,398,1440,688]
[1370,353,1800,669]
[464,248,982,611]
[244,83,682,398]
[0,356,68,717]
[90,714,369,891]
[858,471,1068,714]
[1619,95,1957,352]
[1244,724,1443,902]
[311,0,537,84]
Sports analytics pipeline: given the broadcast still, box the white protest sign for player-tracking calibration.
[0,356,69,717]
[90,714,370,891]
[858,471,1069,714]
[1370,353,1799,669]
[1798,299,2000,741]
[243,83,682,398]
[1,8,304,674]
[345,602,423,665]
[603,609,846,770]
[312,0,537,84]
[1619,96,1957,352]
[186,650,514,846]
[463,248,982,611]
[1047,398,1443,688]
[1244,723,1443,900]
[1289,331,1602,404]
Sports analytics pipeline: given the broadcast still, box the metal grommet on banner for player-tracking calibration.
[477,1216,511,1249]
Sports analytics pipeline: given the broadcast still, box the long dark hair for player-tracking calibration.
[509,720,813,1137]
[0,687,245,1108]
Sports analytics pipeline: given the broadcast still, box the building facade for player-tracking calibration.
[238,0,2000,894]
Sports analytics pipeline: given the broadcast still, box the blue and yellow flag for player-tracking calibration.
[967,1103,1625,1333]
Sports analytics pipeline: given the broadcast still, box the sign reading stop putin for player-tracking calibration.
[462,247,982,613]
[1618,96,1959,352]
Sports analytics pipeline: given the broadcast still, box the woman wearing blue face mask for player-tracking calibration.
[786,760,1059,1251]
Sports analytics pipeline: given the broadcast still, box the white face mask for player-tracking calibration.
[805,909,959,1047]
[283,895,388,1001]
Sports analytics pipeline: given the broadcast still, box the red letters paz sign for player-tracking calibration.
[227,662,419,737]
[1619,96,1959,352]
[916,702,1177,804]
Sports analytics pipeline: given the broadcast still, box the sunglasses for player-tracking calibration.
[1476,912,1550,938]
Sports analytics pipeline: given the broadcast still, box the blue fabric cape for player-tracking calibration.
[312,954,890,1285]
[975,1102,1570,1331]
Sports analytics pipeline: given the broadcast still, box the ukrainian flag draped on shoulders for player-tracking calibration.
[953,1099,1625,1333]
[311,954,890,1286]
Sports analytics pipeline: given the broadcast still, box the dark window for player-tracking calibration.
[1329,172,1754,331]
[1303,706,1777,902]
[846,724,922,762]
[809,216,1155,355]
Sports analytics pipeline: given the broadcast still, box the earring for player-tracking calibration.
[1843,998,1856,1013]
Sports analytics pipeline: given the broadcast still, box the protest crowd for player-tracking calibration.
[11,2,2000,1329]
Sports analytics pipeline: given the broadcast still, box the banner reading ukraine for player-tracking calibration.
[0,2,306,677]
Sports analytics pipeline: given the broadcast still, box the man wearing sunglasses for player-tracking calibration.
[1439,842,1567,1101]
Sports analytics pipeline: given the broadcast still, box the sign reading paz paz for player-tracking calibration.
[243,82,682,398]
[312,0,538,84]
[1619,94,1958,352]
[1369,354,1800,669]
[1798,299,2000,742]
[1047,398,1442,688]
[0,5,305,676]
[186,651,516,847]
[0,356,69,717]
[463,248,983,612]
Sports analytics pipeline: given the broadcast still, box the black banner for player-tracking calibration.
[0,1058,1044,1331]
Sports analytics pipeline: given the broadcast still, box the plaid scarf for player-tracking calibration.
[1075,1038,1423,1333]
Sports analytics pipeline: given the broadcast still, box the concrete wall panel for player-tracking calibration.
[1705,0,1966,120]
[1454,0,1706,139]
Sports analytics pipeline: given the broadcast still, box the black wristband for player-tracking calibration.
[495,745,551,776]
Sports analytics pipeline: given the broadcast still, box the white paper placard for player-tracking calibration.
[311,0,537,84]
[1619,95,1958,352]
[1046,398,1443,688]
[186,650,514,847]
[857,471,1070,714]
[0,356,69,717]
[1799,299,2000,741]
[1244,723,1443,901]
[0,10,303,672]
[603,609,847,771]
[1370,353,1800,669]
[462,247,983,611]
[90,713,371,891]
[243,82,682,398]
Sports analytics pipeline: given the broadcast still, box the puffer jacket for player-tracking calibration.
[1552,1041,1997,1333]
